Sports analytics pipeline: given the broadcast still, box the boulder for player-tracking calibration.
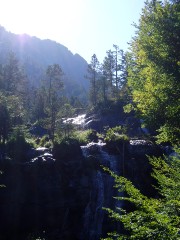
[52,138,82,160]
[128,139,162,158]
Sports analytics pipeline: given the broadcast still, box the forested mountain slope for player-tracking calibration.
[0,26,89,100]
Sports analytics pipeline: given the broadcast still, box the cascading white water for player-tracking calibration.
[81,141,123,240]
[63,114,86,126]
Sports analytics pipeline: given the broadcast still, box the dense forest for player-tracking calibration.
[0,0,179,239]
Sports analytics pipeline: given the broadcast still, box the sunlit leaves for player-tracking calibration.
[127,0,180,143]
[102,150,180,239]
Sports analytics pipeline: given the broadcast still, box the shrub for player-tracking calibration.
[38,135,52,148]
[6,127,32,162]
[73,129,98,145]
[104,126,129,143]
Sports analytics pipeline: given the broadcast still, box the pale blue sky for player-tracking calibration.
[0,0,145,62]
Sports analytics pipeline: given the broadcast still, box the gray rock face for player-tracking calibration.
[84,113,142,137]
[128,139,162,157]
[0,140,122,239]
[0,138,163,239]
[0,150,90,239]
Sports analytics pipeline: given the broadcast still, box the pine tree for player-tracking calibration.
[86,54,100,106]
[43,64,64,140]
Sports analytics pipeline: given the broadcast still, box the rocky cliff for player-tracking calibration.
[0,137,163,240]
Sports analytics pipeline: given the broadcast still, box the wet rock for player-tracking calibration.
[85,155,100,170]
[36,146,50,154]
[30,153,55,165]
[128,139,162,158]
[26,147,51,161]
[80,175,90,188]
[0,135,164,240]
[121,139,164,198]
[81,141,106,156]
[84,142,100,155]
[84,118,103,132]
[0,148,90,240]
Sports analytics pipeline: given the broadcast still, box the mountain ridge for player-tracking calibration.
[0,26,89,101]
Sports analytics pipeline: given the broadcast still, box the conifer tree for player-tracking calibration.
[87,54,100,106]
[43,64,64,140]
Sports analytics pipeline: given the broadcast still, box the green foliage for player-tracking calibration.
[0,26,89,104]
[0,94,10,143]
[72,130,90,145]
[102,149,180,240]
[0,52,29,142]
[126,0,180,144]
[39,135,49,146]
[37,135,52,148]
[156,124,180,145]
[72,129,98,145]
[102,46,127,99]
[104,126,129,143]
[56,122,75,141]
[87,46,128,106]
[2,52,27,94]
[87,54,100,106]
[42,64,64,140]
[6,127,33,162]
[60,103,75,118]
[30,87,47,122]
[123,104,134,114]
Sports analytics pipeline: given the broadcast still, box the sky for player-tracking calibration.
[0,0,145,63]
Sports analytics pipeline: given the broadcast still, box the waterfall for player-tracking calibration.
[63,114,86,126]
[83,170,104,240]
[81,142,123,240]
